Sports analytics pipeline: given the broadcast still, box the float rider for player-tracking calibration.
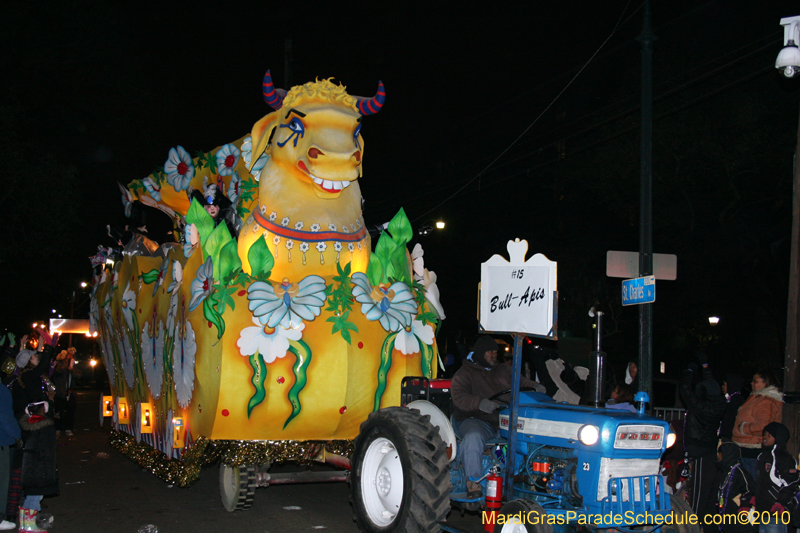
[451,335,546,500]
[191,184,237,238]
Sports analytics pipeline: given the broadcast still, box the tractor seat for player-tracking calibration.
[450,414,508,446]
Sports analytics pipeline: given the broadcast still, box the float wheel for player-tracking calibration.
[219,464,256,512]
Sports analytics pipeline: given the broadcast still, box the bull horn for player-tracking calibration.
[262,70,286,109]
[356,81,386,116]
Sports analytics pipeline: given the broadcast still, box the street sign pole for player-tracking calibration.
[638,0,655,407]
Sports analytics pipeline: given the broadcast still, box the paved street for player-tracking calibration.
[45,390,484,533]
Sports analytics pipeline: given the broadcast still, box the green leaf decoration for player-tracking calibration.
[204,221,233,273]
[373,332,398,411]
[325,310,359,345]
[367,254,383,287]
[217,239,242,284]
[420,341,433,379]
[248,235,274,280]
[284,339,312,429]
[365,208,414,286]
[202,293,225,339]
[387,207,413,246]
[213,284,237,315]
[186,199,214,248]
[139,268,160,285]
[247,352,267,418]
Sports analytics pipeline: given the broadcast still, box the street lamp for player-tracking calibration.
[708,316,720,326]
[776,16,800,78]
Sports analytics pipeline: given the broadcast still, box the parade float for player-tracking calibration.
[90,71,452,529]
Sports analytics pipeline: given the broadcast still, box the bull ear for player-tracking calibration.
[248,111,278,171]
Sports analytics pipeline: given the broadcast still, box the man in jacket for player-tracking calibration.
[451,336,545,500]
[714,438,756,533]
[679,352,725,531]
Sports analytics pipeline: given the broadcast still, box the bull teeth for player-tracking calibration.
[309,172,350,191]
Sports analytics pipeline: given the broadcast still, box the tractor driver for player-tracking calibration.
[451,336,546,500]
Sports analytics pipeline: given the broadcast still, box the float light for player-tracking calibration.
[140,403,153,434]
[102,396,113,417]
[173,417,185,448]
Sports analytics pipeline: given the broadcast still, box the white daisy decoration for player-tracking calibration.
[173,319,197,409]
[216,143,241,176]
[141,322,165,398]
[164,146,195,192]
[237,317,304,364]
[394,319,436,355]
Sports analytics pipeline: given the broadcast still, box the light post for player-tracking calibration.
[777,15,800,455]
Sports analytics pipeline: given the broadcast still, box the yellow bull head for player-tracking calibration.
[238,72,386,280]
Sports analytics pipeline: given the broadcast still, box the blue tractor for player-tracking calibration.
[349,378,697,533]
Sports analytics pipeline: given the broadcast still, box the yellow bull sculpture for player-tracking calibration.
[92,73,442,465]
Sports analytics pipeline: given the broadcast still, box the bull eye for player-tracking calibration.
[353,124,362,149]
[277,117,305,148]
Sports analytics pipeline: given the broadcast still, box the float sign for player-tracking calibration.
[479,239,557,337]
[621,276,655,306]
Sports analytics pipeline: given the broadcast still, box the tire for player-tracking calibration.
[664,492,701,533]
[219,464,256,512]
[493,499,552,533]
[351,406,451,532]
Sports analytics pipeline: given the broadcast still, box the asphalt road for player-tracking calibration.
[44,390,485,533]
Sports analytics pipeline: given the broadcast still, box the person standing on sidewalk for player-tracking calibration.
[52,349,81,437]
[679,351,725,531]
[18,401,57,532]
[0,376,20,530]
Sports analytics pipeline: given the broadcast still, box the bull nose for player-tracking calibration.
[308,147,324,159]
[353,150,361,162]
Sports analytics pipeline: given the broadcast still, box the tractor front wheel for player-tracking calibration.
[351,406,450,532]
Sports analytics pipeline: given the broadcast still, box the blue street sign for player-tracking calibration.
[621,276,656,306]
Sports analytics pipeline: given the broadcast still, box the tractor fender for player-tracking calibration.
[406,400,457,462]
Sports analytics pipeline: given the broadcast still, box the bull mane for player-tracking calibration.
[282,78,357,110]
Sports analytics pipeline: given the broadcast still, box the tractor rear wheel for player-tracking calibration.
[494,499,552,533]
[351,406,450,532]
[219,464,257,512]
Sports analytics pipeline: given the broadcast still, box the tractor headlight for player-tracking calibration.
[578,424,600,445]
[666,431,677,448]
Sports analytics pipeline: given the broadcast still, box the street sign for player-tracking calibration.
[622,276,655,306]
[606,251,677,280]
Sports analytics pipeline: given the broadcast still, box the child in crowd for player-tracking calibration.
[18,402,56,532]
[715,438,756,533]
[755,422,798,533]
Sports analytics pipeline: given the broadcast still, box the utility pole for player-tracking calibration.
[638,0,655,403]
[784,105,800,456]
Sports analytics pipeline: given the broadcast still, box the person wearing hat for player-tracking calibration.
[754,422,798,533]
[190,184,237,238]
[11,329,58,421]
[451,335,546,501]
[52,348,81,437]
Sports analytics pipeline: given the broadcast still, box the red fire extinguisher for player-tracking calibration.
[484,467,503,532]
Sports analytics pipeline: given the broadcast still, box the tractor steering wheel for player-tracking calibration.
[489,387,538,402]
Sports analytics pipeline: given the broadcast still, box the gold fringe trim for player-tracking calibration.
[108,430,353,488]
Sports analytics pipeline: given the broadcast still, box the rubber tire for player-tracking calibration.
[351,406,451,532]
[664,492,701,533]
[219,464,256,512]
[493,500,552,533]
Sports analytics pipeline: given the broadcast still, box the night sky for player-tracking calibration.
[3,1,799,380]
